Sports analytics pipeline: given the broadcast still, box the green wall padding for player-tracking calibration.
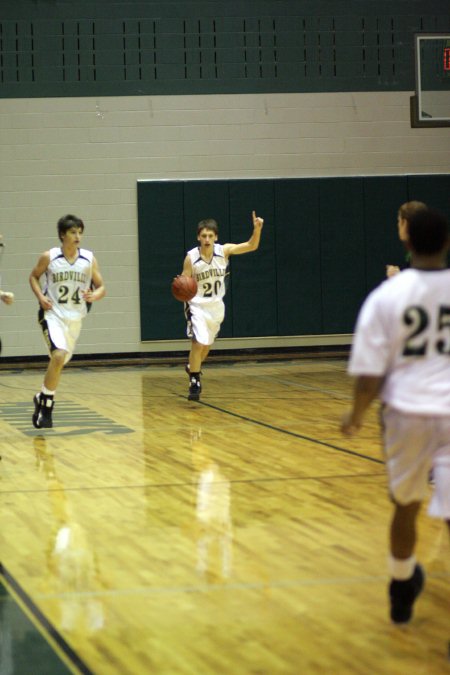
[138,174,450,342]
[137,180,184,341]
[407,175,450,215]
[274,179,322,335]
[228,180,277,337]
[319,178,366,333]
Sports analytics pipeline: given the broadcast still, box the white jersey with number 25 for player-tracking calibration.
[349,268,450,415]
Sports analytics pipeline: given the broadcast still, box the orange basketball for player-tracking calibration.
[171,275,198,302]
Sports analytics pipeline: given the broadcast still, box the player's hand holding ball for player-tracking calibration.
[171,275,198,302]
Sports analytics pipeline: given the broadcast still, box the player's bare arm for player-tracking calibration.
[83,257,106,302]
[341,375,384,436]
[29,251,53,310]
[180,255,194,277]
[223,211,264,258]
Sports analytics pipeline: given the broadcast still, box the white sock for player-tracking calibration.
[41,385,55,397]
[388,554,416,580]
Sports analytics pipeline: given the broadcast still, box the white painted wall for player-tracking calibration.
[0,91,449,358]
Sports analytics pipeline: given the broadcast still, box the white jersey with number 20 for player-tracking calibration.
[187,243,227,305]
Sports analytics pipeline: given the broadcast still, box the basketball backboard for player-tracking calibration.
[411,33,450,127]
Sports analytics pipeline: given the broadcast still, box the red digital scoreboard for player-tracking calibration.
[444,47,450,72]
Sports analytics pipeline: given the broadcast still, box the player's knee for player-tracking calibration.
[50,349,67,368]
[193,341,207,351]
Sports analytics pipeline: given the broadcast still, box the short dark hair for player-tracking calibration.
[408,208,449,255]
[197,218,218,235]
[57,214,84,241]
[398,200,427,222]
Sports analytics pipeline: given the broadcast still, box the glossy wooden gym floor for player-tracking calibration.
[0,358,449,674]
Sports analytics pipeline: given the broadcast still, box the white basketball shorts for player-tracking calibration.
[382,406,450,519]
[39,309,82,365]
[186,301,225,346]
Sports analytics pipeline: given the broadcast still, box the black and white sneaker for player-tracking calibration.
[32,393,41,427]
[188,375,201,401]
[32,393,54,429]
[389,563,425,624]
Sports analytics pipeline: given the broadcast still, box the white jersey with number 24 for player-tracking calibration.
[44,247,93,321]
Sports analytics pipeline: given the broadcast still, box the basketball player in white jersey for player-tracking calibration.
[180,210,263,400]
[29,215,106,428]
[341,207,450,624]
